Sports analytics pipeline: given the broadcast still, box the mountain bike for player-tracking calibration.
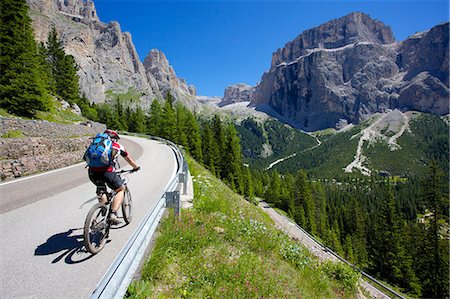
[83,169,137,254]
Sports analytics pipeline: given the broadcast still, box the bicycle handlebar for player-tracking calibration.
[117,167,140,174]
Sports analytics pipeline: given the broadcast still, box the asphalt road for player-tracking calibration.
[0,135,177,299]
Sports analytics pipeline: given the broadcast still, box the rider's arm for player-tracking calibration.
[124,155,139,170]
[116,142,139,170]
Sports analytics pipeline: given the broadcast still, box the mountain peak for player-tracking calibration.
[28,0,99,21]
[272,11,395,67]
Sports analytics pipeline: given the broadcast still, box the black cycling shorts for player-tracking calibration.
[88,170,124,194]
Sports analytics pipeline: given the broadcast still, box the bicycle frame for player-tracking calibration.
[84,169,136,254]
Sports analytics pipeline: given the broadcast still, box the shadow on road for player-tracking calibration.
[34,228,96,264]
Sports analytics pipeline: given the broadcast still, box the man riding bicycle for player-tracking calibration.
[87,129,140,225]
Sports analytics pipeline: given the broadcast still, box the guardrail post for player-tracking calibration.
[178,173,188,195]
[183,160,188,195]
[166,190,180,217]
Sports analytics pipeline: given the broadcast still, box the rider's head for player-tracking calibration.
[104,129,120,141]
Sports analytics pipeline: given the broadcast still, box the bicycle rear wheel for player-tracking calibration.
[121,187,133,224]
[84,203,109,254]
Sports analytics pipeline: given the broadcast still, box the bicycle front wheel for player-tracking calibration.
[121,187,133,224]
[84,203,108,254]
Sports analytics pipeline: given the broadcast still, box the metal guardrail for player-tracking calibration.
[90,134,188,299]
[270,204,408,299]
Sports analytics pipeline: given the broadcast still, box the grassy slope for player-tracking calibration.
[237,118,318,169]
[0,97,86,125]
[126,156,360,298]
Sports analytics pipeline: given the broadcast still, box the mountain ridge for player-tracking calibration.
[222,12,449,131]
[27,0,196,108]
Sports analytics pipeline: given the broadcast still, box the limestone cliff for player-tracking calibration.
[27,0,196,107]
[249,12,449,130]
[219,84,255,107]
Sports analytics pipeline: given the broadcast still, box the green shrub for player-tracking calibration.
[320,261,360,291]
[126,280,153,299]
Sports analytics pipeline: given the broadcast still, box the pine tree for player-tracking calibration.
[312,182,328,237]
[147,100,163,136]
[96,103,121,130]
[211,115,226,178]
[344,234,355,263]
[350,197,368,268]
[115,99,128,130]
[281,173,295,212]
[266,171,282,206]
[201,122,219,175]
[46,27,79,103]
[129,107,146,133]
[370,183,420,295]
[224,124,244,194]
[331,219,344,255]
[0,0,52,116]
[77,95,97,120]
[175,103,188,148]
[419,161,448,298]
[162,93,176,141]
[293,170,316,234]
[36,42,55,94]
[185,111,203,162]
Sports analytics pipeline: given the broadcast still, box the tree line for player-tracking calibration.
[253,163,449,298]
[84,93,254,199]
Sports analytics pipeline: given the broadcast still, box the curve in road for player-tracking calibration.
[0,135,176,299]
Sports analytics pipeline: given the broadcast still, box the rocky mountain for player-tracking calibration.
[219,83,255,107]
[26,0,196,108]
[235,12,449,131]
[143,49,196,104]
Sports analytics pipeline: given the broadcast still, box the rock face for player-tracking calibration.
[250,12,449,130]
[27,0,195,107]
[143,49,196,105]
[219,84,255,107]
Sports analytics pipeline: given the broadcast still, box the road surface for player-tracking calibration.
[0,135,177,298]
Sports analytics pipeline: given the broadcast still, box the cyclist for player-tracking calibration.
[88,129,140,225]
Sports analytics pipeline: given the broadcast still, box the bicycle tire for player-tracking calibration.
[121,187,133,224]
[84,203,109,254]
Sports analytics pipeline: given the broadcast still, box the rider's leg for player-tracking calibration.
[111,185,126,212]
[97,193,107,205]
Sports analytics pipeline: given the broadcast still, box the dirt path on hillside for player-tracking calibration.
[265,133,322,170]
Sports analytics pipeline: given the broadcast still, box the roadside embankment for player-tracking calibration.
[127,155,360,298]
[0,117,105,181]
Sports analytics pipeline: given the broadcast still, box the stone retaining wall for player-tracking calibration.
[0,117,106,138]
[0,117,106,181]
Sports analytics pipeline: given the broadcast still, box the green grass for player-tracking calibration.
[1,130,25,138]
[1,100,86,124]
[35,108,86,124]
[126,156,360,298]
[0,108,15,117]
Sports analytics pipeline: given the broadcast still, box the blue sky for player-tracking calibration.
[94,0,449,96]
